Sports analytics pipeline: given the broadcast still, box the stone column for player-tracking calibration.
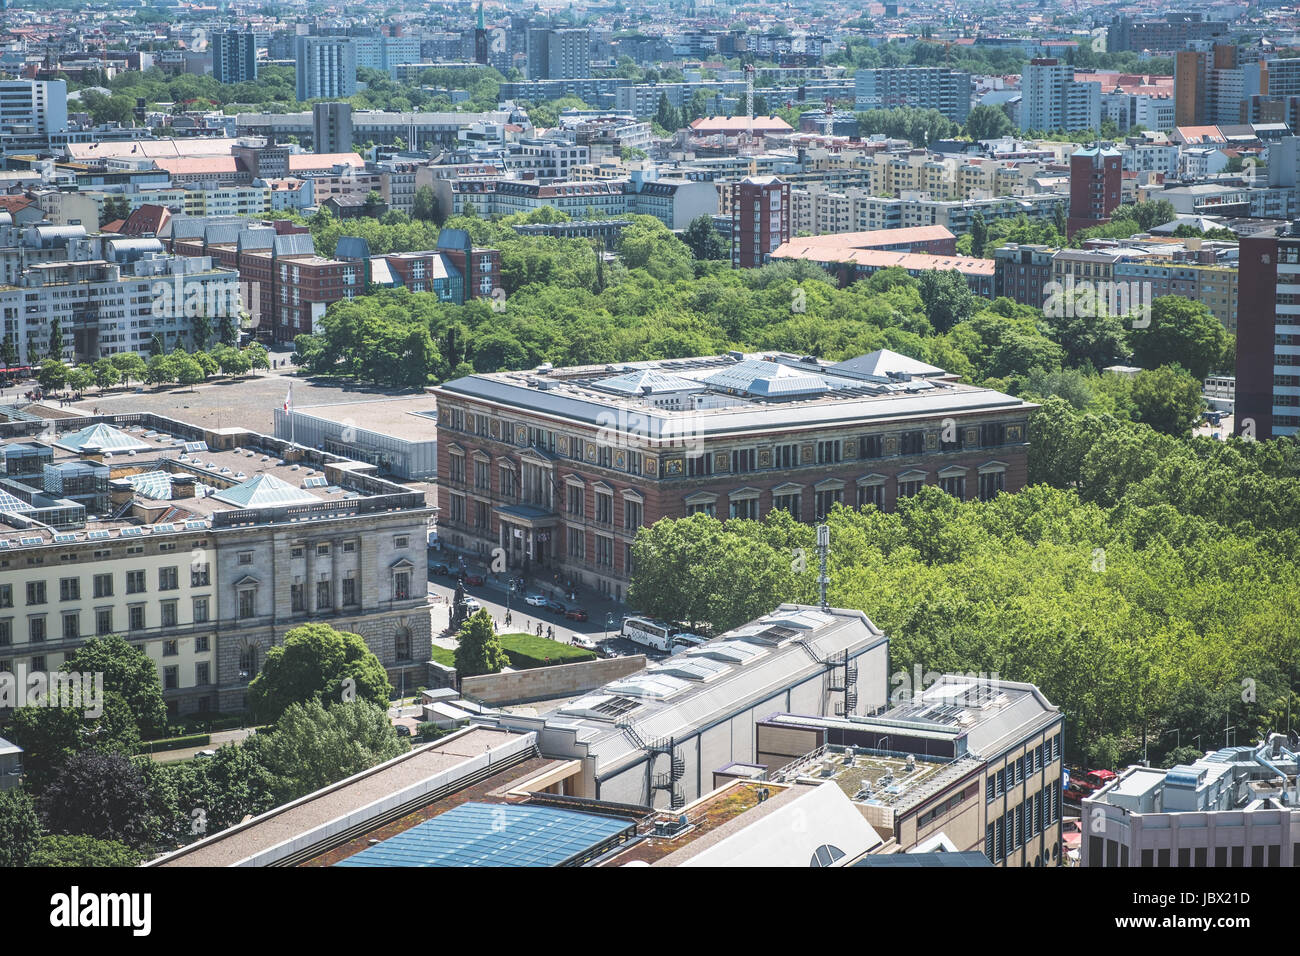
[333,538,343,612]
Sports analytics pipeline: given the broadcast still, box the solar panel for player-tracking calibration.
[153,523,176,534]
[184,520,207,530]
[53,533,77,543]
[334,803,632,868]
[0,540,10,549]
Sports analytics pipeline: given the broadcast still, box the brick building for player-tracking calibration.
[1067,145,1122,236]
[433,350,1036,602]
[731,176,790,269]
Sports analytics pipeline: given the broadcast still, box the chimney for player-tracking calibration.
[109,478,134,508]
[81,443,105,463]
[170,475,196,499]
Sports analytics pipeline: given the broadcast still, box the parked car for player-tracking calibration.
[462,573,485,587]
[524,593,548,607]
[195,750,217,759]
[461,597,482,613]
[1062,818,1082,854]
[571,636,597,650]
[565,607,589,622]
[394,724,411,738]
[440,565,461,578]
[544,599,567,615]
[428,562,450,576]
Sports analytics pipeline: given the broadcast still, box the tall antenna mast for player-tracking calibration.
[816,523,830,610]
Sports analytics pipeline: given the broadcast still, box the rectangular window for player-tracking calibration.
[129,605,145,631]
[773,492,801,517]
[687,454,712,477]
[238,590,255,620]
[857,483,884,509]
[193,598,209,624]
[291,582,305,612]
[195,662,210,686]
[29,616,46,643]
[26,581,46,605]
[59,577,80,602]
[731,448,757,473]
[190,563,210,587]
[164,665,178,691]
[161,602,177,628]
[163,639,178,657]
[96,608,112,635]
[0,620,9,646]
[394,571,411,601]
[859,435,883,459]
[0,584,10,608]
[979,471,1005,501]
[316,580,332,608]
[595,535,614,567]
[774,443,799,468]
[595,493,613,525]
[159,566,178,591]
[624,499,643,530]
[126,570,145,594]
[729,497,759,520]
[898,478,923,499]
[195,634,209,653]
[93,573,113,598]
[816,440,841,464]
[940,475,965,499]
[343,577,358,606]
[814,488,842,519]
[899,430,925,455]
[237,551,253,565]
[980,422,1007,447]
[61,613,79,641]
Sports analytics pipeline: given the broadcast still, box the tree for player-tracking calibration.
[91,357,120,391]
[918,270,975,333]
[412,184,438,222]
[0,789,41,867]
[192,350,219,377]
[29,834,144,867]
[48,317,63,359]
[246,622,394,723]
[191,311,212,351]
[37,358,69,393]
[219,314,239,346]
[39,751,155,849]
[145,353,176,385]
[98,195,131,227]
[172,351,206,389]
[1042,298,1130,370]
[110,352,146,385]
[963,103,1014,141]
[682,214,728,260]
[242,699,407,804]
[65,634,168,736]
[213,345,252,376]
[1113,199,1177,233]
[1129,296,1230,380]
[1131,365,1204,437]
[453,609,509,677]
[244,342,270,370]
[655,91,679,131]
[970,212,988,254]
[148,333,165,357]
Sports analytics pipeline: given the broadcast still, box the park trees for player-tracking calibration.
[1129,297,1230,380]
[453,609,509,677]
[245,622,393,723]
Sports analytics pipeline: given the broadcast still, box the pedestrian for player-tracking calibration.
[536,622,543,637]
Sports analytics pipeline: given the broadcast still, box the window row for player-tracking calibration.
[6,565,211,607]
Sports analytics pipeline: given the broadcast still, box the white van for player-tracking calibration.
[621,617,673,652]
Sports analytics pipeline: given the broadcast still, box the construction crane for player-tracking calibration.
[744,62,755,149]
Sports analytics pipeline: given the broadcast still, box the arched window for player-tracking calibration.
[809,844,846,868]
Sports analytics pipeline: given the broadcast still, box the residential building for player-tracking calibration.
[213,30,258,85]
[294,36,358,102]
[0,413,432,717]
[0,79,68,148]
[527,27,590,80]
[1236,227,1300,439]
[994,244,1056,310]
[312,101,353,154]
[1067,145,1122,235]
[0,737,20,791]
[431,350,1034,600]
[854,67,972,124]
[1107,15,1230,54]
[731,176,790,269]
[1020,59,1100,133]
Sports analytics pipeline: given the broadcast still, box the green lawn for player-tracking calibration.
[498,632,597,669]
[429,645,455,667]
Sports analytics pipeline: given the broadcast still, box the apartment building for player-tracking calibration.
[213,30,258,85]
[0,79,68,148]
[1082,736,1300,867]
[731,176,790,269]
[757,675,1065,866]
[438,174,717,229]
[294,36,358,102]
[0,234,239,364]
[431,350,1034,601]
[0,413,432,716]
[1107,14,1229,54]
[854,67,972,124]
[1020,59,1101,133]
[993,244,1056,310]
[1067,145,1122,235]
[1236,228,1300,440]
[790,186,1065,236]
[527,27,590,80]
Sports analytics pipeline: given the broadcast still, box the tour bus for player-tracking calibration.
[621,617,674,652]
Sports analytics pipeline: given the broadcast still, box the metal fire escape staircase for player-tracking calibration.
[793,640,857,717]
[617,718,684,809]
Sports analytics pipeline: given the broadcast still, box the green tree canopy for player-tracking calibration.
[246,622,394,723]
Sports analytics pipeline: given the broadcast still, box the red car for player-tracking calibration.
[565,608,589,622]
[461,573,485,587]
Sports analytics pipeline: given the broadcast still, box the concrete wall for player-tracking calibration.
[460,654,647,705]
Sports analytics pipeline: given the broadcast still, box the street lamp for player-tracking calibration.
[605,613,615,641]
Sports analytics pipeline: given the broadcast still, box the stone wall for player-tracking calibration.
[460,654,646,705]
